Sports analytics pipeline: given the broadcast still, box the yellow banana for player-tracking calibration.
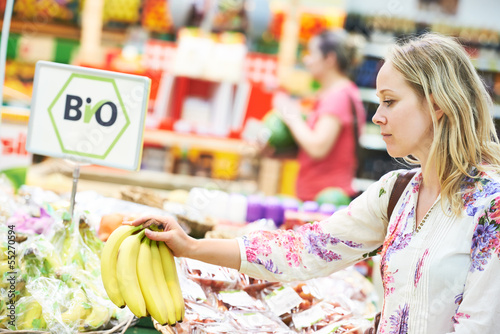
[15,296,46,330]
[116,230,147,318]
[158,241,185,322]
[0,300,10,329]
[137,237,169,325]
[80,301,111,331]
[61,287,90,325]
[150,241,176,325]
[101,225,143,308]
[0,244,7,261]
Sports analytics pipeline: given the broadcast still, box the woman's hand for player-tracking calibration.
[273,92,303,127]
[125,215,241,270]
[123,215,195,258]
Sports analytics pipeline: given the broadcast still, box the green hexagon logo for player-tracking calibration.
[47,73,130,159]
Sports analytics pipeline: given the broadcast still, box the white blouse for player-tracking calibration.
[237,168,500,333]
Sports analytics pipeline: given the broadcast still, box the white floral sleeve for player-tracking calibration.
[237,170,405,282]
[448,193,500,334]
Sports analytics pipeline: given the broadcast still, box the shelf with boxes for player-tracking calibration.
[1,19,129,44]
[140,130,261,194]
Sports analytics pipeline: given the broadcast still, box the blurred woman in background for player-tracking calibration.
[276,29,366,201]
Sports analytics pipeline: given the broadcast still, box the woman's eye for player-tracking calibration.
[383,100,393,106]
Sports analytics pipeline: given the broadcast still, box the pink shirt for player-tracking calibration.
[296,82,366,200]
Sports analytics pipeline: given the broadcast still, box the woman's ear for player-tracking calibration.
[325,52,337,68]
[430,94,444,120]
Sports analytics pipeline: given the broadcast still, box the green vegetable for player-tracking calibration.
[315,187,351,206]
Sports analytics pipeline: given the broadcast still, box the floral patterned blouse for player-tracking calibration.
[237,168,500,333]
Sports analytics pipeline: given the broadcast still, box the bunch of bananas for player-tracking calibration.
[101,225,185,326]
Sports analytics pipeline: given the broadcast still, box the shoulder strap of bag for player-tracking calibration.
[348,94,362,177]
[387,170,417,220]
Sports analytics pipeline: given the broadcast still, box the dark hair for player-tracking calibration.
[316,29,359,74]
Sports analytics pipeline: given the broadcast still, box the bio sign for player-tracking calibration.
[27,61,150,171]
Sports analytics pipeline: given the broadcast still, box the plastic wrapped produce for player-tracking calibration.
[182,258,239,291]
[210,289,267,312]
[173,299,226,334]
[228,310,293,334]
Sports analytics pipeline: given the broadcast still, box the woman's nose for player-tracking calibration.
[372,106,386,125]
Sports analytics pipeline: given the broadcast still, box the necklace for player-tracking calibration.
[414,201,438,234]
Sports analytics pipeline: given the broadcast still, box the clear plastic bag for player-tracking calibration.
[173,299,226,334]
[181,258,238,291]
[236,272,281,298]
[227,310,293,334]
[209,289,267,312]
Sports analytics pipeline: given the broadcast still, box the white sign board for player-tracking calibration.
[27,61,150,171]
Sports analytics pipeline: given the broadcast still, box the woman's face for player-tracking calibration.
[303,37,330,80]
[372,61,434,160]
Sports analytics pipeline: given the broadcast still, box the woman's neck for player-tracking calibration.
[318,71,349,92]
[420,161,441,197]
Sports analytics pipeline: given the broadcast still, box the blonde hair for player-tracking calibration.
[387,33,500,215]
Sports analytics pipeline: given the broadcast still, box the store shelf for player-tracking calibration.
[353,177,376,192]
[2,19,128,44]
[360,133,386,151]
[143,129,258,157]
[362,42,392,59]
[28,158,258,194]
[492,104,500,119]
[359,87,379,105]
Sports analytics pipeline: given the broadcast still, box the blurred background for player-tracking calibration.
[1,0,500,197]
[1,2,500,332]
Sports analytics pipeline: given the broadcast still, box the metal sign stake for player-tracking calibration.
[69,164,81,218]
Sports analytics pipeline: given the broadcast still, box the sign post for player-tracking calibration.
[27,61,151,216]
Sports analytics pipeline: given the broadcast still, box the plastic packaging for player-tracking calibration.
[246,194,264,222]
[237,273,281,298]
[301,201,319,213]
[210,289,267,312]
[173,299,227,334]
[264,196,284,227]
[228,310,293,334]
[319,203,336,216]
[182,258,239,291]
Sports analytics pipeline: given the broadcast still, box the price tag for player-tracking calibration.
[219,290,257,308]
[232,312,277,328]
[265,286,302,316]
[292,302,327,329]
[179,275,207,301]
[27,61,150,171]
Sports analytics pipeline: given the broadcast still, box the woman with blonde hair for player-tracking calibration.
[130,33,500,333]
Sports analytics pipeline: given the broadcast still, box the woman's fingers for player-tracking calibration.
[144,228,168,241]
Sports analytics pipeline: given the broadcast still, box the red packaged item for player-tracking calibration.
[236,273,281,298]
[210,289,267,312]
[174,299,226,334]
[302,318,364,334]
[290,301,352,332]
[228,310,292,334]
[181,258,238,291]
[261,282,322,327]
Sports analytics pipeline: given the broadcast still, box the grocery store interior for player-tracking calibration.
[1,0,500,333]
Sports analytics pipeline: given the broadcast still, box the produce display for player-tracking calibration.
[169,258,376,333]
[0,188,132,332]
[0,185,377,334]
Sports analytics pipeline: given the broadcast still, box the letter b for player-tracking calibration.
[64,95,83,121]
